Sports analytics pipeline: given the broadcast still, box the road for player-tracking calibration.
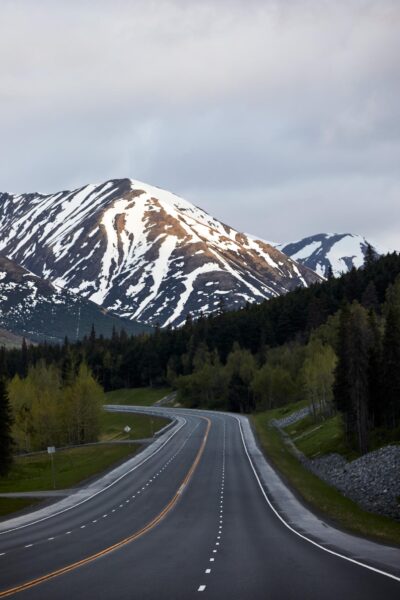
[0,408,399,599]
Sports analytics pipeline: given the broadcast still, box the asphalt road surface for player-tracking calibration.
[0,409,399,599]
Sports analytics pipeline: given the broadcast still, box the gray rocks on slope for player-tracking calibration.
[308,446,400,521]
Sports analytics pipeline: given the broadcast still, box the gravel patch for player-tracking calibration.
[307,445,400,521]
[272,414,400,521]
[272,407,310,429]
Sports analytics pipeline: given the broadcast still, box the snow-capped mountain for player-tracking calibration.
[0,179,321,327]
[279,233,380,278]
[0,255,149,343]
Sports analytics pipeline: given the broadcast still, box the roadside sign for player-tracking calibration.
[47,446,56,454]
[124,426,131,433]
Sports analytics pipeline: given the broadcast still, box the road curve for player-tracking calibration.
[0,407,399,599]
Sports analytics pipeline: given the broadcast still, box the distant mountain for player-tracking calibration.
[0,327,26,349]
[278,233,381,278]
[0,255,149,343]
[0,179,321,327]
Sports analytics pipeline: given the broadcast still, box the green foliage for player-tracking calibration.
[382,277,400,428]
[333,302,372,454]
[100,410,168,441]
[252,363,297,410]
[0,444,139,493]
[285,414,356,460]
[301,339,337,420]
[177,345,228,409]
[1,251,400,444]
[8,361,104,452]
[253,408,400,546]
[104,387,172,407]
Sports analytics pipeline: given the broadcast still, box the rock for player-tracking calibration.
[307,445,400,521]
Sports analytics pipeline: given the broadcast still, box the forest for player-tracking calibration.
[1,250,400,474]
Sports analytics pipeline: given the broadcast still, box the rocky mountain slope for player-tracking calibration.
[0,179,321,327]
[278,233,380,278]
[0,327,26,349]
[0,255,149,343]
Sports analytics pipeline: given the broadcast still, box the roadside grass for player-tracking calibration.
[0,498,42,518]
[285,414,357,460]
[100,409,169,442]
[0,388,170,518]
[105,387,172,407]
[0,444,140,494]
[252,405,400,546]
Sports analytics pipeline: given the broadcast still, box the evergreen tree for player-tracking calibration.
[382,302,400,428]
[364,243,377,269]
[361,281,379,313]
[367,311,383,427]
[334,303,371,453]
[20,337,28,378]
[0,378,13,476]
[326,264,334,280]
[89,324,96,344]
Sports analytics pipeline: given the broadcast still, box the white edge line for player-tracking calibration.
[0,413,186,536]
[234,415,400,584]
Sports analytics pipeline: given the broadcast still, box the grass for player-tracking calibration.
[105,387,172,407]
[0,387,171,519]
[100,409,169,442]
[0,444,140,494]
[285,414,357,460]
[0,497,42,518]
[252,404,400,547]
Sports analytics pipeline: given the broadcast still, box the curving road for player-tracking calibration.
[0,407,399,599]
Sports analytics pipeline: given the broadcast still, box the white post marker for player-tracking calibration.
[47,446,56,489]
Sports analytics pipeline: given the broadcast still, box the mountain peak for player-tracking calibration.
[278,233,381,278]
[0,178,321,327]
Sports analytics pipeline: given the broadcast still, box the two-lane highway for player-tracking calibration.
[0,408,399,599]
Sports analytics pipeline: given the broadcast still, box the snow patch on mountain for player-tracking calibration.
[0,178,321,327]
[279,233,382,278]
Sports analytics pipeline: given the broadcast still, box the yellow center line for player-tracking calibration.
[0,418,211,598]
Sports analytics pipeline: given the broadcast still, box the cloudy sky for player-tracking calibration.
[1,0,399,249]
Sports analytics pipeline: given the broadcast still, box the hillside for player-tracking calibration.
[0,179,321,327]
[0,255,149,343]
[279,233,380,278]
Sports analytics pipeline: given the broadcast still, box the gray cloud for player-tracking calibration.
[0,0,399,250]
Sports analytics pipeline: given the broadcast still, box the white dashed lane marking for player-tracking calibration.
[5,420,198,559]
[197,419,227,592]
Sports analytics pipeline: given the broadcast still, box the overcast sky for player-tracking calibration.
[1,0,399,250]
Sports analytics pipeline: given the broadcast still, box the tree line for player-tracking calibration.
[0,360,104,476]
[1,250,400,471]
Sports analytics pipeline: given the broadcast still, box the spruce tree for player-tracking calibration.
[364,243,377,269]
[326,264,334,280]
[361,281,379,313]
[20,337,28,378]
[382,303,400,428]
[334,303,371,453]
[0,378,13,476]
[367,311,383,427]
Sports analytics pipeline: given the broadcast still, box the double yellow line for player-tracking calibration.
[0,418,211,598]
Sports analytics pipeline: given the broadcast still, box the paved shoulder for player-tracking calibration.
[236,413,400,581]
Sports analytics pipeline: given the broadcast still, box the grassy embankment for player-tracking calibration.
[0,387,170,518]
[252,402,400,546]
